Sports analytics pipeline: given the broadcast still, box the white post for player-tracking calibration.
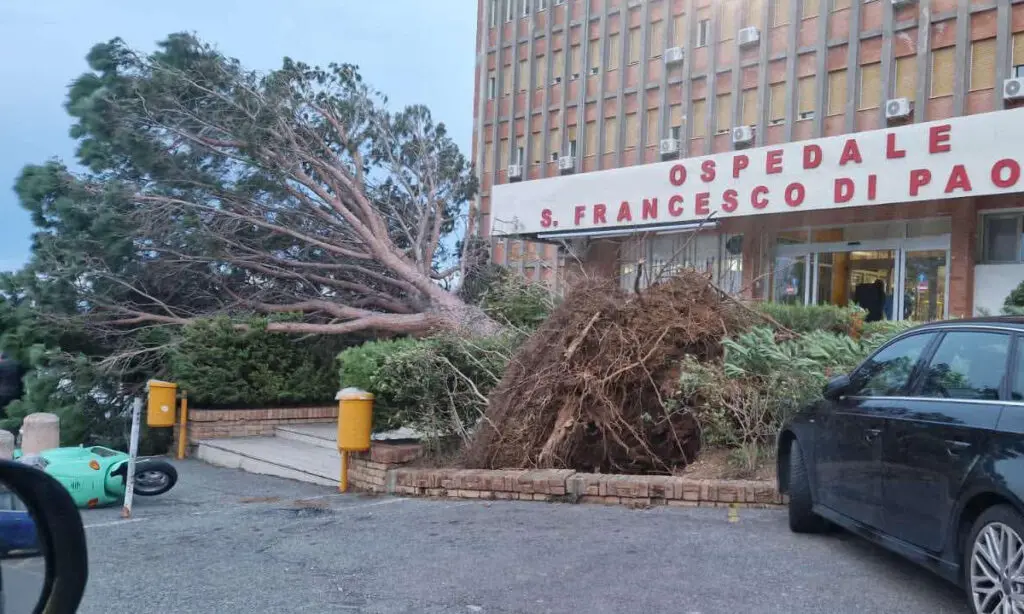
[120,397,142,519]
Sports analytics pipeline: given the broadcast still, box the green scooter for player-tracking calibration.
[15,446,178,509]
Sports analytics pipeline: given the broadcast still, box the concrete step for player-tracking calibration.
[195,436,340,487]
[274,424,336,449]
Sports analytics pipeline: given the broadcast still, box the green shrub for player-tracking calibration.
[756,302,864,334]
[1005,280,1024,310]
[477,269,554,330]
[338,333,522,437]
[337,337,419,431]
[170,318,342,408]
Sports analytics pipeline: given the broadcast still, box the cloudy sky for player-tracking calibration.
[0,1,477,272]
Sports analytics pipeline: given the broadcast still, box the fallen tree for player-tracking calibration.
[463,269,751,474]
[16,32,497,341]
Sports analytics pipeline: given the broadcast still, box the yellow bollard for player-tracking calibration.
[336,388,374,492]
[176,391,189,460]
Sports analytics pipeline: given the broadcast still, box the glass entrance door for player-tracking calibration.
[775,237,950,321]
[900,250,948,321]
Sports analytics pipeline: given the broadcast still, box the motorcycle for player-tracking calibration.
[14,446,178,509]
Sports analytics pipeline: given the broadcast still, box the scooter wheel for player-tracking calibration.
[133,460,178,496]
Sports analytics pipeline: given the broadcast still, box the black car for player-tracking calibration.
[777,317,1024,614]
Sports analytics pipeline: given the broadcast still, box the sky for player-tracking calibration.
[0,0,477,273]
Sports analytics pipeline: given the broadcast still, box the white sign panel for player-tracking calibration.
[490,107,1024,237]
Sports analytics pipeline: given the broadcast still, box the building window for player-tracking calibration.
[715,93,731,134]
[773,0,790,26]
[740,88,757,126]
[797,76,815,120]
[537,0,548,10]
[628,27,642,64]
[893,55,916,100]
[768,83,785,124]
[589,39,601,71]
[832,0,851,10]
[548,128,560,161]
[669,104,684,139]
[505,0,514,22]
[625,113,639,149]
[532,130,542,163]
[931,47,955,98]
[567,124,577,158]
[484,141,494,173]
[696,19,710,48]
[746,0,763,29]
[802,0,820,19]
[502,68,513,96]
[552,49,565,81]
[534,55,547,88]
[568,139,578,157]
[607,33,621,70]
[585,120,598,156]
[970,38,997,91]
[515,142,525,165]
[499,138,509,169]
[489,0,498,27]
[649,20,665,58]
[720,2,737,40]
[645,111,659,144]
[518,59,528,91]
[1014,33,1024,79]
[487,74,497,99]
[570,44,582,79]
[858,62,882,110]
[603,116,618,153]
[982,214,1024,263]
[522,0,531,17]
[827,69,847,115]
[673,14,685,47]
[692,99,708,138]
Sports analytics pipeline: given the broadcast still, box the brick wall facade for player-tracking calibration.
[182,406,337,442]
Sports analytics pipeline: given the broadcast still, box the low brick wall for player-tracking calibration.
[348,443,424,492]
[183,406,337,441]
[351,443,785,508]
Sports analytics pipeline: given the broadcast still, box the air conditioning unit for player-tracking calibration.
[551,76,562,85]
[664,47,685,65]
[589,66,600,75]
[891,0,917,6]
[732,125,754,146]
[571,72,580,80]
[1004,77,1024,101]
[738,27,760,47]
[557,155,576,172]
[507,164,523,180]
[659,138,680,156]
[885,97,912,120]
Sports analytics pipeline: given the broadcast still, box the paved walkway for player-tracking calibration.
[77,460,967,614]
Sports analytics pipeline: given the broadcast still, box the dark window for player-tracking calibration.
[850,333,934,397]
[918,332,1010,401]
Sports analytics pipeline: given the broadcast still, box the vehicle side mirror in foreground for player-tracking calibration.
[824,374,852,400]
[0,459,88,613]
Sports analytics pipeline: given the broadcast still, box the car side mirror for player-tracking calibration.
[824,374,852,400]
[0,459,88,613]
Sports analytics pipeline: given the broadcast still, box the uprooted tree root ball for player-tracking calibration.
[462,269,752,474]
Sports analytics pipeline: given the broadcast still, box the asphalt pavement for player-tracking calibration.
[76,460,967,614]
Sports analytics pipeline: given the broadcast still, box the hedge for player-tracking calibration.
[170,318,346,408]
[338,333,521,436]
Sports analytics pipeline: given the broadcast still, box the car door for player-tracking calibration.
[814,331,936,528]
[880,329,1010,553]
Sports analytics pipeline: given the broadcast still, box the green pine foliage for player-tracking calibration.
[169,318,346,408]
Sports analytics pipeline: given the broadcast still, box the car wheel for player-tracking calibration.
[787,440,827,534]
[965,505,1024,614]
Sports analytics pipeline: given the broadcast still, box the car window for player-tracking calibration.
[918,331,1009,401]
[849,333,934,397]
[1009,335,1024,401]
